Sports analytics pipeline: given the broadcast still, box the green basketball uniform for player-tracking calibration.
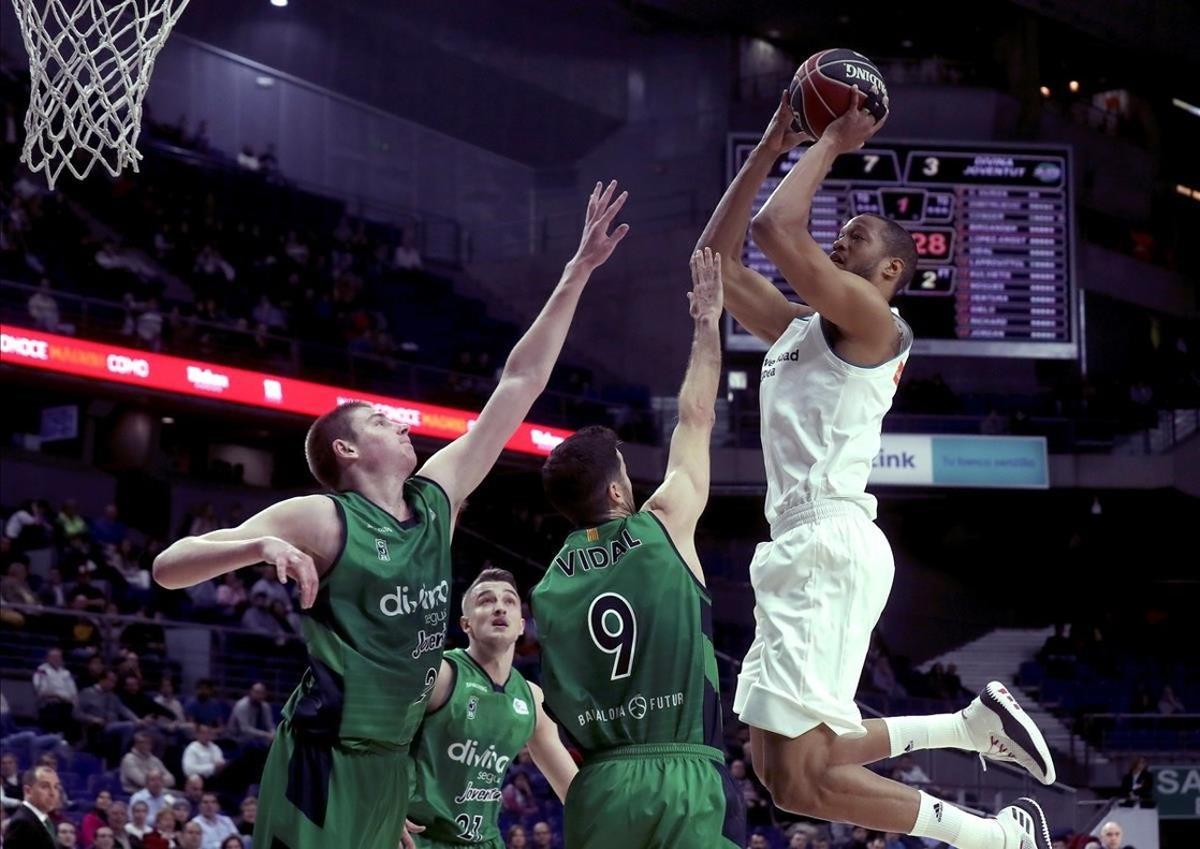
[530,511,744,849]
[255,480,453,849]
[408,649,536,846]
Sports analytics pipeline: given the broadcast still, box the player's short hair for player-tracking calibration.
[541,425,621,526]
[461,567,519,614]
[863,214,918,299]
[305,401,371,490]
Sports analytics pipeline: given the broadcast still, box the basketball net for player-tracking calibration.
[10,0,191,189]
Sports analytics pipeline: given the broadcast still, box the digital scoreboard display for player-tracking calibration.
[726,136,1078,359]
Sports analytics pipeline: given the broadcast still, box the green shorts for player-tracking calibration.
[564,744,744,849]
[253,719,411,849]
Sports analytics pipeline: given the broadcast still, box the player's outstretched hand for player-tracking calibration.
[823,86,887,154]
[688,247,723,323]
[260,536,318,609]
[572,179,630,272]
[760,89,811,155]
[399,818,426,849]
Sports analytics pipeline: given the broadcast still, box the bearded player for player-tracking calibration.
[697,88,1057,849]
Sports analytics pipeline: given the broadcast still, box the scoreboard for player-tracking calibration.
[726,137,1078,359]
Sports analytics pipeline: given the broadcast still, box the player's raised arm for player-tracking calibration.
[750,87,894,346]
[642,249,722,583]
[418,182,629,514]
[526,683,578,803]
[695,91,811,346]
[151,496,335,609]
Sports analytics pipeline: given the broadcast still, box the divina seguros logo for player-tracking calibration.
[378,580,450,617]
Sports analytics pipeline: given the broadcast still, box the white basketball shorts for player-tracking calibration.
[733,501,895,739]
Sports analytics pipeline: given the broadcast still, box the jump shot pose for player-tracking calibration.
[153,182,630,849]
[697,89,1057,849]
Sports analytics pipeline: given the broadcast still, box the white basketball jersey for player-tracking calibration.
[759,312,912,529]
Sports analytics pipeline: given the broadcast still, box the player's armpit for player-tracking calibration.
[527,683,579,803]
[721,261,810,346]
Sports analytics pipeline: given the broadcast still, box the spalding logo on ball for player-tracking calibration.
[789,49,889,139]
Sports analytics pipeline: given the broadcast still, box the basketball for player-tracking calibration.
[788,48,889,139]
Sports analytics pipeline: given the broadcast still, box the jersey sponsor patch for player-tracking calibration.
[466,696,478,720]
[512,697,529,716]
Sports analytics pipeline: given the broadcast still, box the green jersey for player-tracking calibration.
[407,649,537,845]
[282,480,453,748]
[530,511,722,757]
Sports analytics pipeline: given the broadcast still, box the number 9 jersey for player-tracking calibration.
[530,511,722,756]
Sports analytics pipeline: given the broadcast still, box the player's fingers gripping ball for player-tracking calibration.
[789,49,889,139]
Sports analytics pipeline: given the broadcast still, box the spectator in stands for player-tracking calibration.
[251,294,285,331]
[220,836,243,849]
[26,278,59,332]
[392,228,422,271]
[67,569,108,613]
[4,764,61,848]
[122,611,168,662]
[182,725,226,781]
[142,807,178,849]
[236,796,256,839]
[235,146,260,172]
[173,797,194,828]
[730,758,770,828]
[154,678,190,732]
[39,566,68,607]
[120,676,177,729]
[747,834,769,849]
[0,560,42,627]
[191,792,237,849]
[58,820,79,847]
[188,505,221,538]
[506,824,527,848]
[91,504,128,548]
[883,834,904,849]
[95,825,119,849]
[57,499,89,541]
[1098,821,1127,849]
[127,799,153,841]
[240,591,286,640]
[1157,685,1185,715]
[182,775,205,809]
[178,820,204,849]
[891,754,931,787]
[130,769,179,824]
[1,752,21,812]
[500,771,538,818]
[1119,756,1155,808]
[1038,623,1076,676]
[105,802,135,849]
[32,648,78,735]
[77,670,141,762]
[227,683,274,748]
[81,789,113,846]
[121,734,176,793]
[193,245,236,291]
[184,680,230,732]
[215,573,246,618]
[843,825,871,849]
[531,821,554,849]
[5,499,52,549]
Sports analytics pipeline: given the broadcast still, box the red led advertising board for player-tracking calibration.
[0,325,573,457]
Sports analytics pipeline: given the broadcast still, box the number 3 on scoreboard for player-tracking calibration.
[922,156,939,176]
[588,593,638,680]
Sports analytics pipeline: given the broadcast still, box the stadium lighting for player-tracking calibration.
[270,0,287,7]
[1068,80,1080,93]
[1172,98,1200,118]
[1039,85,1051,97]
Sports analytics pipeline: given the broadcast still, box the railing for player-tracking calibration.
[0,280,645,435]
[1070,713,1200,763]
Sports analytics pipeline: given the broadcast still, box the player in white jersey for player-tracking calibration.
[698,88,1057,849]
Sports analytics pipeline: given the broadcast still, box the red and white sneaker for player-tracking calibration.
[962,681,1057,785]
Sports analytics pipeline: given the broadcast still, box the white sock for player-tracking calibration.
[910,790,1004,849]
[885,712,973,757]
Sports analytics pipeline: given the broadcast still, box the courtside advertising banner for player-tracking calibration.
[0,325,572,457]
[870,434,1049,489]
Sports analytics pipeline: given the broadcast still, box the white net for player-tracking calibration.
[11,0,192,189]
